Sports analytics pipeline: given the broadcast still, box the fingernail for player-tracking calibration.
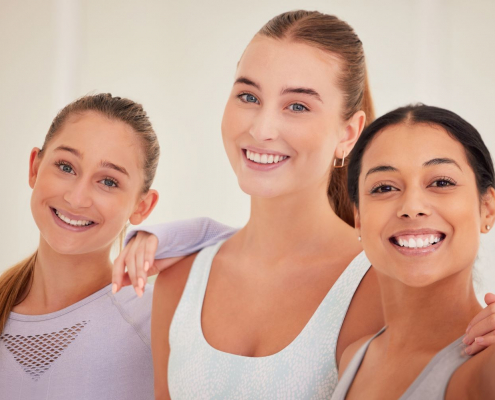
[466,324,471,333]
[462,336,469,344]
[137,288,143,298]
[144,261,149,272]
[112,283,117,294]
[475,337,484,345]
[464,346,471,355]
[138,278,144,289]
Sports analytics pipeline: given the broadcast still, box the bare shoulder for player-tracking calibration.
[336,266,384,366]
[339,334,375,378]
[154,252,198,309]
[446,343,495,399]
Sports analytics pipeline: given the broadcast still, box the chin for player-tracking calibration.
[237,179,284,198]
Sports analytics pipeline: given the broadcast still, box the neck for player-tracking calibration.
[377,269,481,353]
[14,237,113,315]
[238,182,359,263]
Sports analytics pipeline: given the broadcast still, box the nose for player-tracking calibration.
[63,179,93,209]
[249,108,280,142]
[396,187,431,219]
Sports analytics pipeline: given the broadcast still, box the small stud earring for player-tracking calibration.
[358,236,362,242]
[487,225,491,231]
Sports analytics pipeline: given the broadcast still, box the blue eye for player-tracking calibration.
[101,178,118,188]
[56,161,75,175]
[239,93,259,104]
[288,103,308,112]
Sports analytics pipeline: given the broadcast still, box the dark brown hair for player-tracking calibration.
[0,93,160,334]
[348,104,495,206]
[258,10,375,225]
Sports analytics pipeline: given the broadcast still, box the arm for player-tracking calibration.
[151,254,196,400]
[113,217,238,295]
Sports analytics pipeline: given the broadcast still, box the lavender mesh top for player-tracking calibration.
[0,218,237,400]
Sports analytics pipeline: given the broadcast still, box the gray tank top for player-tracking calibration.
[332,327,470,400]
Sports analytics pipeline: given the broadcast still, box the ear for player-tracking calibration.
[129,189,159,225]
[29,148,42,189]
[335,110,366,159]
[481,187,495,233]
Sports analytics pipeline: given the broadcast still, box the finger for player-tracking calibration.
[465,333,495,355]
[466,302,495,333]
[144,234,159,272]
[485,292,495,306]
[134,236,147,293]
[125,245,141,297]
[112,244,130,293]
[464,313,495,344]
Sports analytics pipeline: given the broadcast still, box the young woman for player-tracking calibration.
[114,11,495,399]
[0,94,230,400]
[332,104,495,399]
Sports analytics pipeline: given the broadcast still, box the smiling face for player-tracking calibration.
[221,36,364,198]
[355,122,492,287]
[29,111,154,255]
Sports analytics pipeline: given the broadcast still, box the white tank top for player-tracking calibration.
[168,241,371,399]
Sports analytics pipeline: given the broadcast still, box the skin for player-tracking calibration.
[340,123,495,399]
[151,36,382,399]
[14,111,158,315]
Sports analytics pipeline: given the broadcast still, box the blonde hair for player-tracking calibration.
[0,94,160,334]
[258,10,375,226]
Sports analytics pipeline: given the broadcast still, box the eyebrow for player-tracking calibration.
[365,165,398,179]
[280,87,322,102]
[423,157,462,170]
[100,161,129,177]
[364,158,462,180]
[54,146,129,177]
[54,145,82,158]
[234,76,261,91]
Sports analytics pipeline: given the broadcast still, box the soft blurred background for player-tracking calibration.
[1,0,494,299]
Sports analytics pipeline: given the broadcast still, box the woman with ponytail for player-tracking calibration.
[114,11,495,399]
[0,94,232,399]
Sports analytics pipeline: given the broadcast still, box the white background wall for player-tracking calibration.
[1,0,494,299]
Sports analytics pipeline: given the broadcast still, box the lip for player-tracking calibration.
[50,207,98,232]
[388,228,446,257]
[242,149,290,171]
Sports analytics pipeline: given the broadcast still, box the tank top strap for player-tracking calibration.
[169,240,224,347]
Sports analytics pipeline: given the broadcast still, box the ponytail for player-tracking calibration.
[0,252,37,335]
[327,72,375,226]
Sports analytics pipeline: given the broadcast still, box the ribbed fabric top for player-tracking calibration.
[168,241,372,399]
[332,327,470,400]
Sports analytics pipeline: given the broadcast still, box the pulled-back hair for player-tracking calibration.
[258,10,375,226]
[0,94,160,334]
[348,104,495,207]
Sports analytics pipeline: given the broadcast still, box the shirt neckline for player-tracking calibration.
[9,284,112,322]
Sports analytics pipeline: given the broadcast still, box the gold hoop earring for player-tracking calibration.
[333,151,346,168]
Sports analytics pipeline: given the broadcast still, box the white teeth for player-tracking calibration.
[55,209,93,227]
[246,150,288,165]
[396,235,442,249]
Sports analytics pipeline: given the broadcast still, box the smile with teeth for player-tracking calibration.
[391,234,444,249]
[54,209,94,227]
[245,150,288,164]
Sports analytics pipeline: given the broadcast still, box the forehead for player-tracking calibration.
[362,123,470,171]
[237,36,342,98]
[47,111,142,169]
